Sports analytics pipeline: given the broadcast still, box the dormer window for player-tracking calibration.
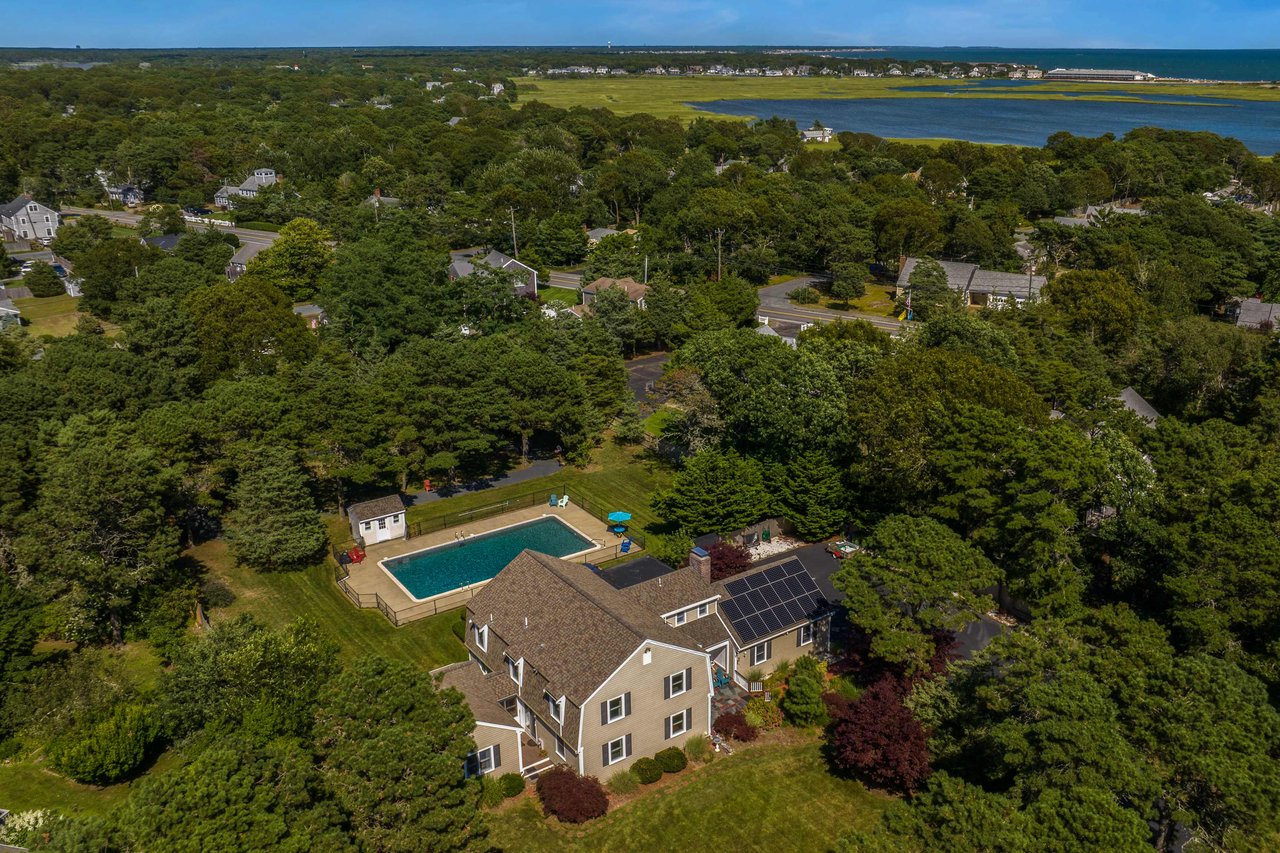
[673,610,687,626]
[505,655,522,686]
[697,602,710,618]
[472,623,488,652]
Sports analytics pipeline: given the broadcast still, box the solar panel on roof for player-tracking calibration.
[725,578,751,597]
[760,609,783,633]
[745,590,767,612]
[721,599,742,621]
[744,614,769,641]
[745,572,770,590]
[784,599,807,623]
[771,605,794,627]
[759,585,782,607]
[783,576,807,597]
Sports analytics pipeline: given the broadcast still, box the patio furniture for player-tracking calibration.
[620,538,632,554]
[548,493,558,507]
[762,528,771,543]
[557,494,569,508]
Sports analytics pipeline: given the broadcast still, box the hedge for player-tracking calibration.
[632,756,662,784]
[655,746,688,773]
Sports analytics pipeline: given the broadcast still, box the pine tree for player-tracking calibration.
[782,656,828,726]
[225,446,326,571]
[783,450,848,540]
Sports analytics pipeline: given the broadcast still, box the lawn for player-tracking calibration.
[487,739,891,852]
[12,294,121,337]
[405,440,673,538]
[539,286,580,307]
[642,406,677,438]
[190,538,467,669]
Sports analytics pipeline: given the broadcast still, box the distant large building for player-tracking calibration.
[0,195,60,244]
[1044,68,1156,82]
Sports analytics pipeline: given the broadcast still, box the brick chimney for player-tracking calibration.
[690,546,711,585]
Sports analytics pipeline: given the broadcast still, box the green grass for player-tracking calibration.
[191,539,467,669]
[519,75,1280,124]
[539,286,581,307]
[642,407,677,438]
[406,441,673,537]
[12,295,121,338]
[487,739,890,852]
[109,225,136,239]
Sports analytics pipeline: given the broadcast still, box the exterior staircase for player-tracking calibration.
[521,756,555,780]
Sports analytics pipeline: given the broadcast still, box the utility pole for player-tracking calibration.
[643,255,648,284]
[509,207,518,258]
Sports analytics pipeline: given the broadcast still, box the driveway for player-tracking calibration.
[758,276,906,335]
[409,457,562,505]
[627,352,669,403]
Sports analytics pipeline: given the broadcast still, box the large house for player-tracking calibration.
[800,125,833,143]
[214,168,279,209]
[0,195,60,244]
[896,257,1045,309]
[448,248,537,297]
[582,276,648,310]
[438,547,831,780]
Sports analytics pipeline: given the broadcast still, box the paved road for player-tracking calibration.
[758,276,907,335]
[547,270,583,288]
[409,457,563,505]
[60,206,279,248]
[626,352,669,402]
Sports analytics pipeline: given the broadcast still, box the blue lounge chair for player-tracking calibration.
[548,493,558,507]
[620,538,632,554]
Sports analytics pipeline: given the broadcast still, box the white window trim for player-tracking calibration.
[555,737,565,758]
[605,694,626,723]
[547,692,563,723]
[667,709,690,739]
[474,745,497,775]
[473,623,488,652]
[506,656,522,686]
[697,602,710,618]
[661,596,718,620]
[668,670,688,698]
[673,610,687,625]
[751,641,770,666]
[604,736,627,766]
[798,624,813,646]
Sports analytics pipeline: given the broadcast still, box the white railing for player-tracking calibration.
[732,671,749,691]
[183,215,235,227]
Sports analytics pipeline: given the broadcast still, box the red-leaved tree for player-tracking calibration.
[709,541,752,581]
[826,675,931,793]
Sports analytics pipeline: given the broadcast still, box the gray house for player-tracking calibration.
[448,248,537,296]
[896,257,1045,309]
[0,195,61,244]
[1236,297,1280,330]
[225,242,268,280]
[214,168,278,209]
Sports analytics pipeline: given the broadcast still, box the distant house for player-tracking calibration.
[448,248,537,296]
[800,125,833,143]
[226,241,268,280]
[447,116,464,127]
[347,495,406,545]
[435,547,831,780]
[0,195,60,244]
[582,277,648,309]
[141,234,182,252]
[896,257,1045,309]
[586,226,619,245]
[1052,203,1146,228]
[1236,297,1280,331]
[96,169,144,206]
[214,168,278,209]
[1116,386,1160,427]
[363,189,401,210]
[755,318,810,348]
[292,303,328,330]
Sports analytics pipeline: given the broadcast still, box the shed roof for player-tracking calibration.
[1116,386,1160,425]
[348,494,405,523]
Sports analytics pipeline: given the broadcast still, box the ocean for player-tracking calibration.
[829,47,1280,82]
[690,95,1280,153]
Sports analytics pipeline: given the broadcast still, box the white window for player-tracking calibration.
[546,692,562,723]
[697,603,710,618]
[605,736,628,765]
[666,669,688,698]
[554,737,565,758]
[506,656,521,685]
[673,610,687,626]
[28,204,36,212]
[468,745,497,776]
[362,521,372,530]
[605,694,626,723]
[798,624,813,646]
[472,623,488,652]
[377,517,387,529]
[390,514,400,523]
[666,709,690,739]
[751,641,771,666]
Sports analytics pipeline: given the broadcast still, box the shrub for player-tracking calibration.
[684,735,712,763]
[480,776,505,808]
[708,542,752,581]
[828,674,862,701]
[745,667,766,685]
[48,703,159,784]
[498,772,526,798]
[655,746,688,773]
[788,285,821,304]
[536,767,608,823]
[712,711,758,743]
[607,769,638,794]
[826,675,931,793]
[24,263,65,298]
[782,656,830,727]
[632,756,663,784]
[743,697,784,731]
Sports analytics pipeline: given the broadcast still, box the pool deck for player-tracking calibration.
[342,503,638,624]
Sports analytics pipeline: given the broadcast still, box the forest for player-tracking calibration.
[1,53,1279,851]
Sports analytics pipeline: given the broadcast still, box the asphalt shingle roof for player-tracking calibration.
[347,494,405,524]
[436,660,519,727]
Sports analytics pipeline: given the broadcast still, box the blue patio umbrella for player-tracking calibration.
[607,511,632,523]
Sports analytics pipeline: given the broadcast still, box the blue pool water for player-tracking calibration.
[383,516,595,600]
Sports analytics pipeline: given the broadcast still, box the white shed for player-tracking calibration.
[349,495,407,544]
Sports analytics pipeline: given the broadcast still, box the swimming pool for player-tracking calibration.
[380,515,597,601]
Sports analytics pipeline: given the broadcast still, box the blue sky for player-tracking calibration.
[7,0,1279,50]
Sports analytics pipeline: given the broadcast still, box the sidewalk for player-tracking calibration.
[410,457,562,505]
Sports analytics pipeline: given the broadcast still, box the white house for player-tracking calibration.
[800,126,833,143]
[0,195,61,244]
[348,495,407,545]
